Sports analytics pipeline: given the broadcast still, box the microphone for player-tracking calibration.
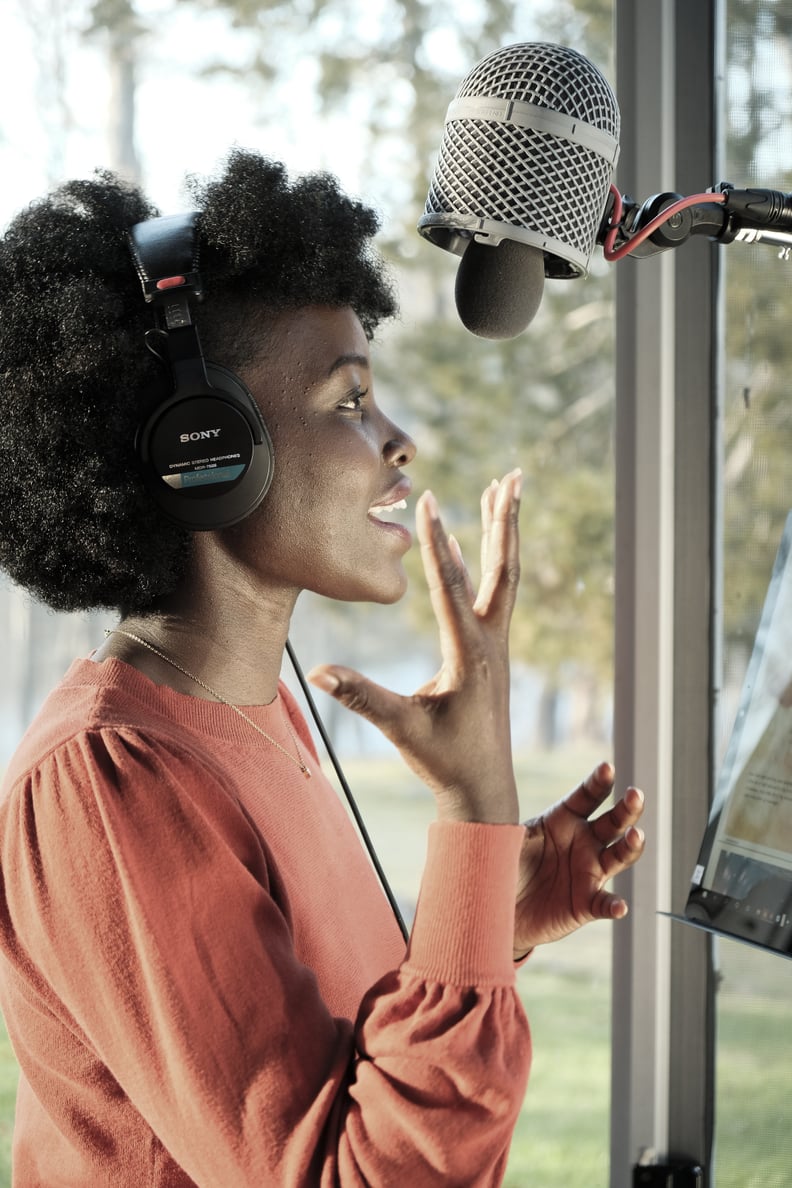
[418,42,620,339]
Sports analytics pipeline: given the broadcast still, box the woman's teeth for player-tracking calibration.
[369,499,407,519]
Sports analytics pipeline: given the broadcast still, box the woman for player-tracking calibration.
[0,149,645,1186]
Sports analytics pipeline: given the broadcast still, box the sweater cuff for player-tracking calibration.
[405,820,526,987]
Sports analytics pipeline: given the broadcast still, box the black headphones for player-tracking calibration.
[127,211,274,531]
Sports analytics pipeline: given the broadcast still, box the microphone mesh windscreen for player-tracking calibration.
[419,43,620,278]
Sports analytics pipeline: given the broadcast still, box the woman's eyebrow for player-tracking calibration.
[327,353,370,377]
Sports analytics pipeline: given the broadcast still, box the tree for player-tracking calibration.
[85,0,145,182]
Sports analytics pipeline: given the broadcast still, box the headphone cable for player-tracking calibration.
[285,639,410,943]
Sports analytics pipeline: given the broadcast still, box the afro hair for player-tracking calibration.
[0,149,398,614]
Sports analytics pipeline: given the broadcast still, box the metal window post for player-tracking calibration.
[611,3,718,1185]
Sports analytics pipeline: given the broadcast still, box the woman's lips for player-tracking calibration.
[367,496,411,544]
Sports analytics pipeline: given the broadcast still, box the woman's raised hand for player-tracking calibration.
[307,471,523,825]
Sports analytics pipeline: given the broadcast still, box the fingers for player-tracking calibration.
[562,765,646,875]
[562,760,617,819]
[473,468,522,617]
[559,764,646,918]
[448,535,476,603]
[416,471,521,663]
[306,664,409,745]
[583,822,645,920]
[590,888,631,920]
[571,768,645,876]
[590,784,645,845]
[599,822,645,882]
[416,491,477,668]
[562,762,644,840]
[479,479,497,580]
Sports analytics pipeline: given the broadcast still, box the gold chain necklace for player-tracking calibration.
[105,629,311,779]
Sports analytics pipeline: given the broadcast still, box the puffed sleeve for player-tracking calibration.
[0,727,530,1187]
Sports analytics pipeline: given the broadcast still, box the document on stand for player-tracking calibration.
[685,511,792,957]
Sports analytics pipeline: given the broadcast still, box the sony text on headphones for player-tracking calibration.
[127,211,274,531]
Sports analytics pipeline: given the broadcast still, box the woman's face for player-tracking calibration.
[228,304,416,604]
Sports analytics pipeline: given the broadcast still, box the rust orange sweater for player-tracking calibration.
[0,657,530,1186]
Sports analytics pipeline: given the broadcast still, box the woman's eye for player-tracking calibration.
[338,387,368,411]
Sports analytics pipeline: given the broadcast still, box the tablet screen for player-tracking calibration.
[685,511,792,957]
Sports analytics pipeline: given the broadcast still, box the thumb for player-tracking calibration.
[591,888,629,921]
[306,664,408,740]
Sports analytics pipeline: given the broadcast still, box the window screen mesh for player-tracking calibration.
[715,4,792,1184]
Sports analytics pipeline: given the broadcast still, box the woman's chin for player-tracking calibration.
[328,567,409,606]
[354,576,409,606]
[299,562,408,605]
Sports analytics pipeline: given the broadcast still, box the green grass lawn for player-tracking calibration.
[711,940,792,1188]
[0,746,788,1185]
[507,965,611,1187]
[0,1024,14,1185]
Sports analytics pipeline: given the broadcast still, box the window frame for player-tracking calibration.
[610,3,720,1184]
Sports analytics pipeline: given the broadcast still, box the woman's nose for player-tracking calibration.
[383,426,417,468]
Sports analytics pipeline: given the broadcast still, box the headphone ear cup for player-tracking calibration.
[137,362,274,531]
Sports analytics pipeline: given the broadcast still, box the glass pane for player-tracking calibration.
[714,940,792,1187]
[716,1,792,1181]
[0,3,617,1186]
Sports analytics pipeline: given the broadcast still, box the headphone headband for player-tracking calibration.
[128,211,204,306]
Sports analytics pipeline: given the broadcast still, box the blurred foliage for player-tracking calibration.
[77,0,620,721]
[375,0,617,692]
[153,0,620,703]
[380,270,615,682]
[65,0,792,708]
[86,0,147,39]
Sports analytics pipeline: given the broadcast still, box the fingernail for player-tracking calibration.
[307,669,339,693]
[423,490,439,519]
[512,469,523,498]
[495,473,518,506]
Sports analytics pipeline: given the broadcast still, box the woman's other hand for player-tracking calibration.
[512,762,646,957]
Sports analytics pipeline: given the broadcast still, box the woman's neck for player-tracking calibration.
[97,553,300,707]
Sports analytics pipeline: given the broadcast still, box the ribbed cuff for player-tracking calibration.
[405,820,526,987]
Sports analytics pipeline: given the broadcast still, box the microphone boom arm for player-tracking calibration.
[600,182,792,261]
